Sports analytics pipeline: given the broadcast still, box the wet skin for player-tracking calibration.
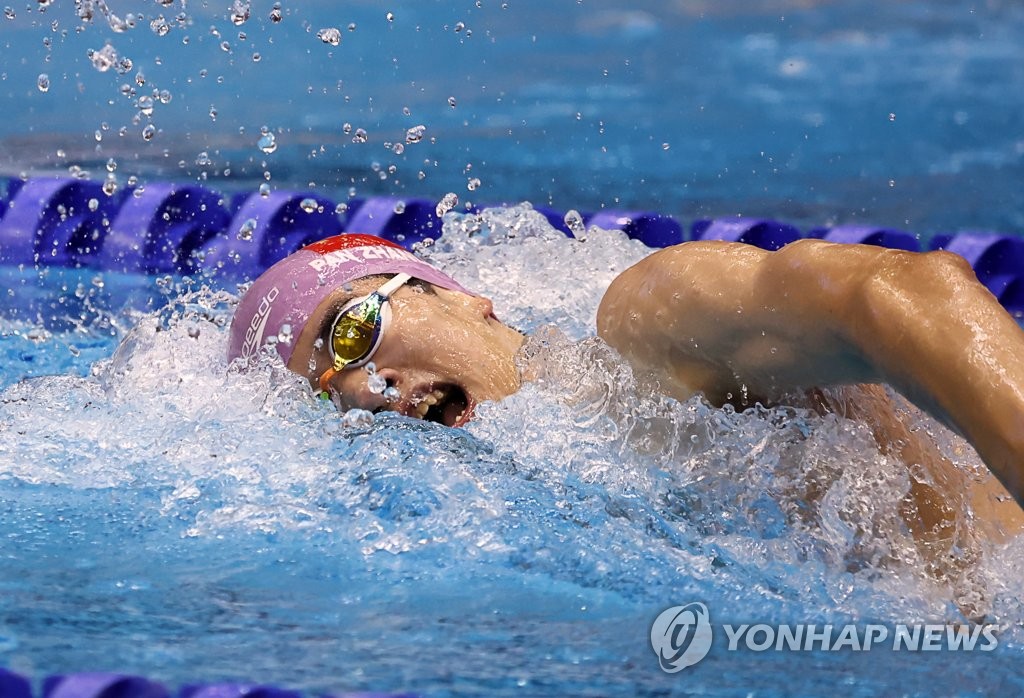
[288,275,524,427]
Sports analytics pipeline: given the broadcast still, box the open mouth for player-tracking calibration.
[411,384,473,427]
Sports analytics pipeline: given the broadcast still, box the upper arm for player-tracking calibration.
[596,239,884,403]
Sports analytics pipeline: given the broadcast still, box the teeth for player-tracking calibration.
[412,387,448,418]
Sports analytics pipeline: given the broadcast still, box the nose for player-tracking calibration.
[334,367,404,413]
[472,294,495,319]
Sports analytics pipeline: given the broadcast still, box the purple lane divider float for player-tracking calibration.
[0,177,120,266]
[808,224,919,251]
[691,217,801,250]
[931,232,1024,314]
[343,196,440,246]
[586,210,684,248]
[0,668,32,698]
[99,183,231,275]
[42,673,169,698]
[197,191,343,279]
[179,684,301,698]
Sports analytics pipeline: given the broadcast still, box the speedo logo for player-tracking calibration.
[240,286,280,360]
[307,245,418,272]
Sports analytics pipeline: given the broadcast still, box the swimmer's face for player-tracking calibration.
[288,276,525,426]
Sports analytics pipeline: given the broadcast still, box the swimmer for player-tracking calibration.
[228,232,1024,552]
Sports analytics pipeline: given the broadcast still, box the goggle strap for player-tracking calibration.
[318,366,339,395]
[377,272,413,298]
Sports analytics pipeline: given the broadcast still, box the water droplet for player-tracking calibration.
[393,201,406,214]
[342,409,374,429]
[258,182,271,197]
[3,7,14,20]
[436,192,458,217]
[89,43,118,72]
[36,73,49,92]
[392,142,405,155]
[342,122,352,135]
[352,128,367,143]
[87,198,99,212]
[334,203,348,215]
[299,197,317,213]
[385,11,395,22]
[102,176,118,196]
[209,106,217,121]
[257,131,277,154]
[150,16,170,36]
[316,27,341,45]
[277,323,293,345]
[367,373,387,394]
[251,52,261,62]
[230,0,250,26]
[564,209,586,238]
[383,386,401,402]
[347,22,356,31]
[141,124,156,141]
[888,112,896,122]
[269,3,282,23]
[219,40,231,52]
[137,94,154,115]
[195,151,211,166]
[888,179,895,187]
[447,96,457,108]
[106,157,117,172]
[405,124,426,143]
[235,218,256,241]
[662,142,670,150]
[454,21,465,32]
[68,344,80,357]
[467,177,481,191]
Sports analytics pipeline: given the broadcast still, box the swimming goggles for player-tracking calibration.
[317,273,412,396]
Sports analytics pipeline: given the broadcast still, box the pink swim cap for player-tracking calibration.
[227,233,476,366]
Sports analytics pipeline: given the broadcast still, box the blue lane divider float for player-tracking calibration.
[2,176,1024,311]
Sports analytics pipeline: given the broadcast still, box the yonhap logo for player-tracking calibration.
[650,602,713,672]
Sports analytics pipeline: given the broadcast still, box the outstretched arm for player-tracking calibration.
[596,238,1024,508]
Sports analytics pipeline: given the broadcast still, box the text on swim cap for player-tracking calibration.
[307,245,420,273]
[241,286,280,361]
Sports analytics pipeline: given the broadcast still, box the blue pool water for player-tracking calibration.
[2,1,1024,696]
